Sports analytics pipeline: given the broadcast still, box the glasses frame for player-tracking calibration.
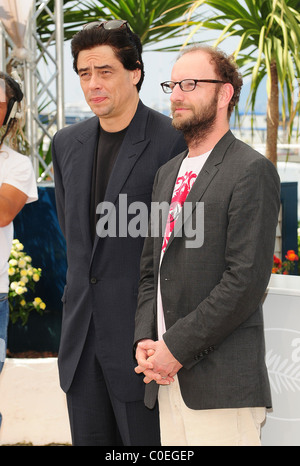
[160,79,227,94]
[83,19,129,31]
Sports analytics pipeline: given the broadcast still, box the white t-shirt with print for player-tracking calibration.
[157,150,212,341]
[0,144,38,292]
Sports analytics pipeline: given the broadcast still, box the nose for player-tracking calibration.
[88,71,102,90]
[170,83,184,102]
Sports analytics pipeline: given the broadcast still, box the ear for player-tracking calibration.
[132,61,142,85]
[218,83,234,110]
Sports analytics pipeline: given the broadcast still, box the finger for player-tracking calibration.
[135,351,154,370]
[142,369,169,384]
[135,359,153,371]
[134,365,143,374]
[134,363,153,374]
[138,340,156,351]
[143,375,153,384]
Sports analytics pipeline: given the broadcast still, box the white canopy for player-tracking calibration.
[0,0,34,60]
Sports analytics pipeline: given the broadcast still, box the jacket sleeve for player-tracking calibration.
[134,172,160,345]
[51,133,66,238]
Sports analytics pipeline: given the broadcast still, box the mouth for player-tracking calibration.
[90,96,107,104]
[172,105,191,112]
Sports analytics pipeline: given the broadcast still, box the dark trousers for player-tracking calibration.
[66,318,160,446]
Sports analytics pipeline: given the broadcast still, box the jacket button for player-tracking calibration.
[90,277,97,284]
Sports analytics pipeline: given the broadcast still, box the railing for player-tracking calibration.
[254,144,300,162]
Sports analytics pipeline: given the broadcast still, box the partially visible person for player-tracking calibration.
[52,20,186,446]
[134,45,280,446]
[0,72,38,428]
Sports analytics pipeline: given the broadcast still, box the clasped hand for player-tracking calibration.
[135,339,182,385]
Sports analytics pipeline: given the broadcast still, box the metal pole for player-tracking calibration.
[25,4,38,176]
[55,0,65,130]
[0,26,5,70]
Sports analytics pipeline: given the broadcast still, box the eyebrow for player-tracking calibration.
[77,64,114,73]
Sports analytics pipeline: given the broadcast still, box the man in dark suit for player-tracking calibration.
[134,45,281,446]
[51,20,186,446]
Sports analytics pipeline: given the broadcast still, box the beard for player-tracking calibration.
[171,92,218,147]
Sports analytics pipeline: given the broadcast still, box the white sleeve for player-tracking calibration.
[4,154,38,204]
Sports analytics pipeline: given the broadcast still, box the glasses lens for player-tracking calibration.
[180,80,196,91]
[161,82,173,93]
[83,21,103,30]
[103,20,127,30]
[83,20,128,31]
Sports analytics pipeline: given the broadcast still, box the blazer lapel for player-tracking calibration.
[152,151,187,268]
[72,117,100,252]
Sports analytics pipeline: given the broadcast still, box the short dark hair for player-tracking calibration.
[71,26,145,91]
[180,45,243,118]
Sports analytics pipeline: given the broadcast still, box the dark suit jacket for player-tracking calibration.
[52,100,186,400]
[134,130,281,410]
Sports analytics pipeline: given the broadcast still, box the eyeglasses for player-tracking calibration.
[160,79,227,94]
[83,19,129,32]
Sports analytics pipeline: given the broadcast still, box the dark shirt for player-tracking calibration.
[90,125,128,240]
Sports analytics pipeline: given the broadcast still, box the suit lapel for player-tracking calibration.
[72,117,99,252]
[152,152,186,267]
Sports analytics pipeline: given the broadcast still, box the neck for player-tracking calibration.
[99,94,139,132]
[187,121,230,157]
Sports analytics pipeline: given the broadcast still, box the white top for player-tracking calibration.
[157,150,212,340]
[0,144,38,292]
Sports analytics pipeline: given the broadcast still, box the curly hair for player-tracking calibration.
[179,45,243,118]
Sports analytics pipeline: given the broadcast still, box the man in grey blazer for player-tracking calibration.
[134,45,281,446]
[52,21,186,446]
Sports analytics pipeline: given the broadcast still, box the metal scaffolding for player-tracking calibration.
[0,0,65,183]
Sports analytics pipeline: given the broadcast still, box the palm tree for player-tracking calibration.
[37,0,200,49]
[185,0,300,166]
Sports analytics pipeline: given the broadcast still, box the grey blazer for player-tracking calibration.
[134,130,281,410]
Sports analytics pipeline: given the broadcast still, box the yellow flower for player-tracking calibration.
[9,239,46,324]
[33,273,40,282]
[15,286,25,295]
[9,259,18,267]
[18,258,26,268]
[33,297,42,306]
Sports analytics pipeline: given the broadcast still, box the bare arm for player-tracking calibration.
[0,183,28,227]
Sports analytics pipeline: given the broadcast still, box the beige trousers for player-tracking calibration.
[158,376,265,446]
